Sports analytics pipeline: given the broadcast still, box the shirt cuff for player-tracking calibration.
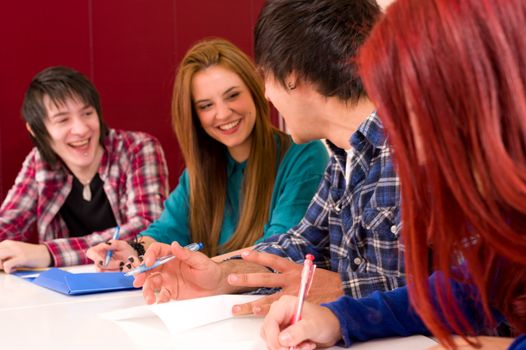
[42,242,58,267]
[508,334,526,350]
[323,302,354,348]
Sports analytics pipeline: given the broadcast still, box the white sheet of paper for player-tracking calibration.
[102,294,261,334]
[101,294,266,350]
[101,294,436,350]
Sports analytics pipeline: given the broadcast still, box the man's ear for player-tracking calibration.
[26,123,35,137]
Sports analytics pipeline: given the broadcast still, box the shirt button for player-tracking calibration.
[334,204,341,213]
[390,225,397,234]
[353,257,362,265]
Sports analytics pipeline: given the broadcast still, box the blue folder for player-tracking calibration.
[17,268,138,295]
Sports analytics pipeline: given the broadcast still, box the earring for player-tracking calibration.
[287,81,296,90]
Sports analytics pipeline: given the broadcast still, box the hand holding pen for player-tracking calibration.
[104,226,120,267]
[291,254,316,325]
[133,241,224,304]
[287,254,316,350]
[125,242,203,276]
[260,294,342,350]
[260,256,343,350]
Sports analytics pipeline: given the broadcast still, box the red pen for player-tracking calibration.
[289,254,316,350]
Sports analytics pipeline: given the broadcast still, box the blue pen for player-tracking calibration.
[104,226,121,267]
[124,242,203,276]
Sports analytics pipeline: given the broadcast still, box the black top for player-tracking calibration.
[59,173,117,237]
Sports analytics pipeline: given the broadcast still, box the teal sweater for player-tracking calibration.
[139,138,328,249]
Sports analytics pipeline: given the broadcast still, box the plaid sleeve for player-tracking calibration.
[341,266,405,298]
[338,209,406,298]
[45,134,170,266]
[339,143,406,298]
[0,150,39,242]
[254,161,334,270]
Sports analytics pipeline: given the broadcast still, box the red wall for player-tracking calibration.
[0,0,265,200]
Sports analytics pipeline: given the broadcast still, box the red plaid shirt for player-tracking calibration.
[0,129,169,266]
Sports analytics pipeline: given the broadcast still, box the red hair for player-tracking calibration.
[359,0,526,347]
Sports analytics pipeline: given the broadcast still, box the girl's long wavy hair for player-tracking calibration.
[172,38,289,256]
[359,0,526,348]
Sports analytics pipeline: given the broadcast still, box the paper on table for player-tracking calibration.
[101,294,269,350]
[101,294,436,350]
[101,294,261,334]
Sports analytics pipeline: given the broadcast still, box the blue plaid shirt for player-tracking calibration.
[254,111,405,298]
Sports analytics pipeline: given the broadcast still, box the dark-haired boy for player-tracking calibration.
[136,0,405,313]
[0,66,169,272]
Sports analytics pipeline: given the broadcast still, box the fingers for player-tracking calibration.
[0,250,11,272]
[261,296,299,350]
[128,255,142,268]
[157,286,172,304]
[0,240,15,263]
[232,293,280,316]
[137,241,219,303]
[143,242,173,266]
[296,342,317,350]
[261,296,324,350]
[133,271,146,287]
[86,242,110,262]
[122,255,142,272]
[141,272,163,305]
[97,257,122,272]
[227,270,287,289]
[140,269,178,305]
[105,240,136,263]
[281,305,342,348]
[88,240,136,271]
[276,323,312,349]
[108,239,135,254]
[0,241,23,273]
[232,301,256,316]
[2,257,21,274]
[253,303,271,316]
[169,241,211,270]
[241,250,297,272]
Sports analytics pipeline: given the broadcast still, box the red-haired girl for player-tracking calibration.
[260,0,526,349]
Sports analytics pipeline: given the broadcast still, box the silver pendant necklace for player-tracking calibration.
[82,183,92,202]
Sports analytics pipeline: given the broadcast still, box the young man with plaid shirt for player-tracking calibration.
[135,0,405,312]
[0,66,169,272]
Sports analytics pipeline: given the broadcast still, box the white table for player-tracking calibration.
[0,267,437,350]
[0,265,141,311]
[0,267,149,350]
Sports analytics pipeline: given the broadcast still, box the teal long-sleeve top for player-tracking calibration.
[139,138,329,249]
